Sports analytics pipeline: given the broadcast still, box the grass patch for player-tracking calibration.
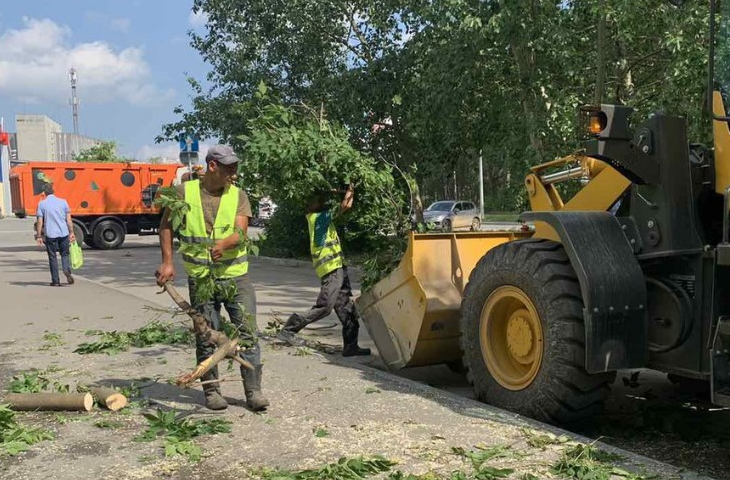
[135,409,232,462]
[364,387,381,394]
[313,427,329,438]
[520,427,570,449]
[0,404,53,456]
[74,321,194,355]
[253,456,396,480]
[39,332,64,350]
[551,443,654,480]
[8,371,49,393]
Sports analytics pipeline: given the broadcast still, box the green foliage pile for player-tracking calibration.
[135,409,232,462]
[550,444,653,480]
[241,88,412,285]
[0,404,53,456]
[253,456,396,480]
[73,321,194,355]
[73,141,125,163]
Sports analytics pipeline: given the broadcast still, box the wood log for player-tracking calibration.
[89,387,128,411]
[5,393,93,412]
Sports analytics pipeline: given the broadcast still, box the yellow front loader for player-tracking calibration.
[357,0,730,424]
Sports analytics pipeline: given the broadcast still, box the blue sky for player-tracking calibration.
[0,0,213,160]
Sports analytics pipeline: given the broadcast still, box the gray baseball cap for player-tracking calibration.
[206,144,241,165]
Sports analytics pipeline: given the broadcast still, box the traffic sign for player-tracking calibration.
[179,133,199,153]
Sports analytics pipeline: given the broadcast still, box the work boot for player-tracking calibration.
[342,315,371,357]
[241,364,270,411]
[64,270,74,285]
[201,371,227,411]
[343,345,371,357]
[276,329,306,347]
[276,314,307,347]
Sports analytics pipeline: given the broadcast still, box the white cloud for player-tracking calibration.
[136,142,210,163]
[110,17,131,32]
[188,10,208,29]
[0,17,173,106]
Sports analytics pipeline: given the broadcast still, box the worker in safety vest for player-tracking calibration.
[155,145,269,411]
[277,185,371,357]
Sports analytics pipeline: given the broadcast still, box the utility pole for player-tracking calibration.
[69,68,80,135]
[479,149,485,219]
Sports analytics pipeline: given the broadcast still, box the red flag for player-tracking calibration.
[0,132,8,146]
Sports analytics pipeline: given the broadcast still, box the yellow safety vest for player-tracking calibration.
[178,180,248,279]
[307,212,344,278]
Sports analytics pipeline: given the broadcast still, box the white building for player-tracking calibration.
[15,114,62,162]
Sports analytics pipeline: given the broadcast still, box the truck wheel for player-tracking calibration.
[84,237,98,249]
[93,220,125,249]
[460,238,614,424]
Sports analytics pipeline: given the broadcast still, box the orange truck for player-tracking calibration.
[10,161,187,249]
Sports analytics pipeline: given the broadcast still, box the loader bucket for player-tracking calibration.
[356,230,530,370]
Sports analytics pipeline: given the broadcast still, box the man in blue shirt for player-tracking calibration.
[35,183,76,286]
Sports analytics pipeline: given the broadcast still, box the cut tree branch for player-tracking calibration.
[161,283,253,388]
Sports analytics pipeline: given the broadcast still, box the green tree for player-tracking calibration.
[162,0,711,221]
[73,141,122,163]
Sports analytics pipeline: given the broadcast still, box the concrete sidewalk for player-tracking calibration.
[0,224,713,480]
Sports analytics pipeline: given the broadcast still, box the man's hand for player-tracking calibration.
[155,262,175,287]
[211,241,225,261]
[69,232,76,243]
[36,236,44,247]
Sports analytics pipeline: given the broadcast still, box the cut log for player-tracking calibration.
[5,393,93,412]
[89,387,128,411]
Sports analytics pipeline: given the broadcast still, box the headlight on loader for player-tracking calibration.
[580,106,608,137]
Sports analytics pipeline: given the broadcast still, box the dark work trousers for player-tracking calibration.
[45,235,70,284]
[188,274,260,383]
[285,267,361,346]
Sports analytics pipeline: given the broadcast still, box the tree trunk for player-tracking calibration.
[594,0,607,105]
[6,393,93,411]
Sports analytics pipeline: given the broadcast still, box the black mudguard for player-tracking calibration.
[521,211,648,373]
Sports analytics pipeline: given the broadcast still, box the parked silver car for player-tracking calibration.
[423,200,481,232]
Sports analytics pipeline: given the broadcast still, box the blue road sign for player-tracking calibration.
[179,133,199,153]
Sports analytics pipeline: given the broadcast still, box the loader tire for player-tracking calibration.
[460,238,614,424]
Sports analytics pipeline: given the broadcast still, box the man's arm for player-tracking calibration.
[66,213,76,242]
[155,209,176,286]
[337,184,355,216]
[35,218,44,246]
[211,215,248,260]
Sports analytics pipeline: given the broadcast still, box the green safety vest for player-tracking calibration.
[307,212,344,278]
[178,180,248,279]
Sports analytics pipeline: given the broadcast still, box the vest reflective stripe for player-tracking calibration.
[313,252,343,269]
[307,212,344,278]
[179,180,249,279]
[181,253,250,266]
[311,240,341,259]
[178,234,209,244]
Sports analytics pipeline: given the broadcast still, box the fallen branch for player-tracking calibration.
[161,283,253,388]
[6,393,93,412]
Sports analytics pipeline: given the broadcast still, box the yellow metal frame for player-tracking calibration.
[713,91,730,194]
[525,154,631,240]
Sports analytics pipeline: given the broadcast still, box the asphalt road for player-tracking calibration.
[1,217,727,479]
